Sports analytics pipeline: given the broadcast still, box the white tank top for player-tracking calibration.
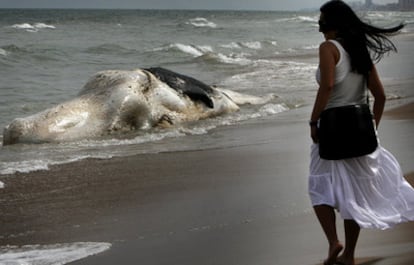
[316,39,367,109]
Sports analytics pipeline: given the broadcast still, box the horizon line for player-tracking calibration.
[0,7,315,12]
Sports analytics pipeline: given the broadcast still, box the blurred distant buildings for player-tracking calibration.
[349,0,414,11]
[398,0,414,10]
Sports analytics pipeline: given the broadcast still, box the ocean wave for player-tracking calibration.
[34,22,56,29]
[240,41,262,50]
[276,45,319,57]
[0,48,7,56]
[85,43,136,55]
[200,52,252,65]
[0,153,115,176]
[151,43,251,63]
[215,103,289,124]
[220,40,278,50]
[75,130,187,148]
[221,41,262,50]
[0,129,188,175]
[11,22,56,32]
[258,103,289,116]
[0,159,51,175]
[0,44,27,54]
[151,40,279,65]
[221,60,317,93]
[220,42,242,49]
[301,44,319,50]
[275,15,318,23]
[186,17,217,28]
[0,44,70,64]
[152,43,211,57]
[296,15,318,22]
[158,43,257,65]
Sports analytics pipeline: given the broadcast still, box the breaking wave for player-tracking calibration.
[11,22,56,32]
[186,17,217,28]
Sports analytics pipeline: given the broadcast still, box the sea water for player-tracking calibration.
[0,9,413,175]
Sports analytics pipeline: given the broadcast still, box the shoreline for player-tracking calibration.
[384,101,414,120]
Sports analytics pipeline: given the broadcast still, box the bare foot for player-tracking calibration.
[335,255,354,265]
[324,241,344,265]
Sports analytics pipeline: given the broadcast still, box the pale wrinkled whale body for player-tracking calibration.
[3,68,270,145]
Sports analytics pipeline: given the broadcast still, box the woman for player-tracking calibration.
[308,1,414,265]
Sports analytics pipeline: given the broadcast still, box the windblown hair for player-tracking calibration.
[319,0,404,78]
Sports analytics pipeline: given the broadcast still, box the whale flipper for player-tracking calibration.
[145,67,214,108]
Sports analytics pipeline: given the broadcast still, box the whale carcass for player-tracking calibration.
[3,67,271,145]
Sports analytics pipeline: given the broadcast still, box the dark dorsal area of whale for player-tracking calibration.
[145,67,214,108]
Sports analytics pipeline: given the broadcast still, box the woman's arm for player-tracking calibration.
[310,41,338,143]
[367,65,386,128]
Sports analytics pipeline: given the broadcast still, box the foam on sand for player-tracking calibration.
[0,242,111,265]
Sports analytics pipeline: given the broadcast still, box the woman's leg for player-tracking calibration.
[337,219,360,265]
[314,205,344,265]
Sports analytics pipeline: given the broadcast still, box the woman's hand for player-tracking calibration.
[310,125,319,143]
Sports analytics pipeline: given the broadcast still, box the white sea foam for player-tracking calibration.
[172,43,205,57]
[0,129,188,175]
[221,60,317,94]
[297,16,318,22]
[275,15,318,23]
[0,181,4,189]
[241,41,262,50]
[214,52,252,65]
[302,44,319,50]
[258,103,289,115]
[11,23,34,29]
[0,242,111,265]
[169,43,215,57]
[220,42,242,49]
[220,103,289,123]
[197,45,214,53]
[0,48,7,56]
[0,154,113,175]
[34,23,56,29]
[186,17,217,28]
[269,40,278,46]
[0,160,50,175]
[221,40,277,50]
[11,22,56,32]
[76,130,186,148]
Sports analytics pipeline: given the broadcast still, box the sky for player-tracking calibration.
[0,0,397,11]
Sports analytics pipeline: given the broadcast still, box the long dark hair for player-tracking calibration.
[319,0,404,78]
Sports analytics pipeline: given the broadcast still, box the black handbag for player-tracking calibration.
[318,104,378,160]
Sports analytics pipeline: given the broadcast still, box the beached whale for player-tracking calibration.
[3,67,272,145]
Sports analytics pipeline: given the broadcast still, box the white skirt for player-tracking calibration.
[309,143,414,229]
